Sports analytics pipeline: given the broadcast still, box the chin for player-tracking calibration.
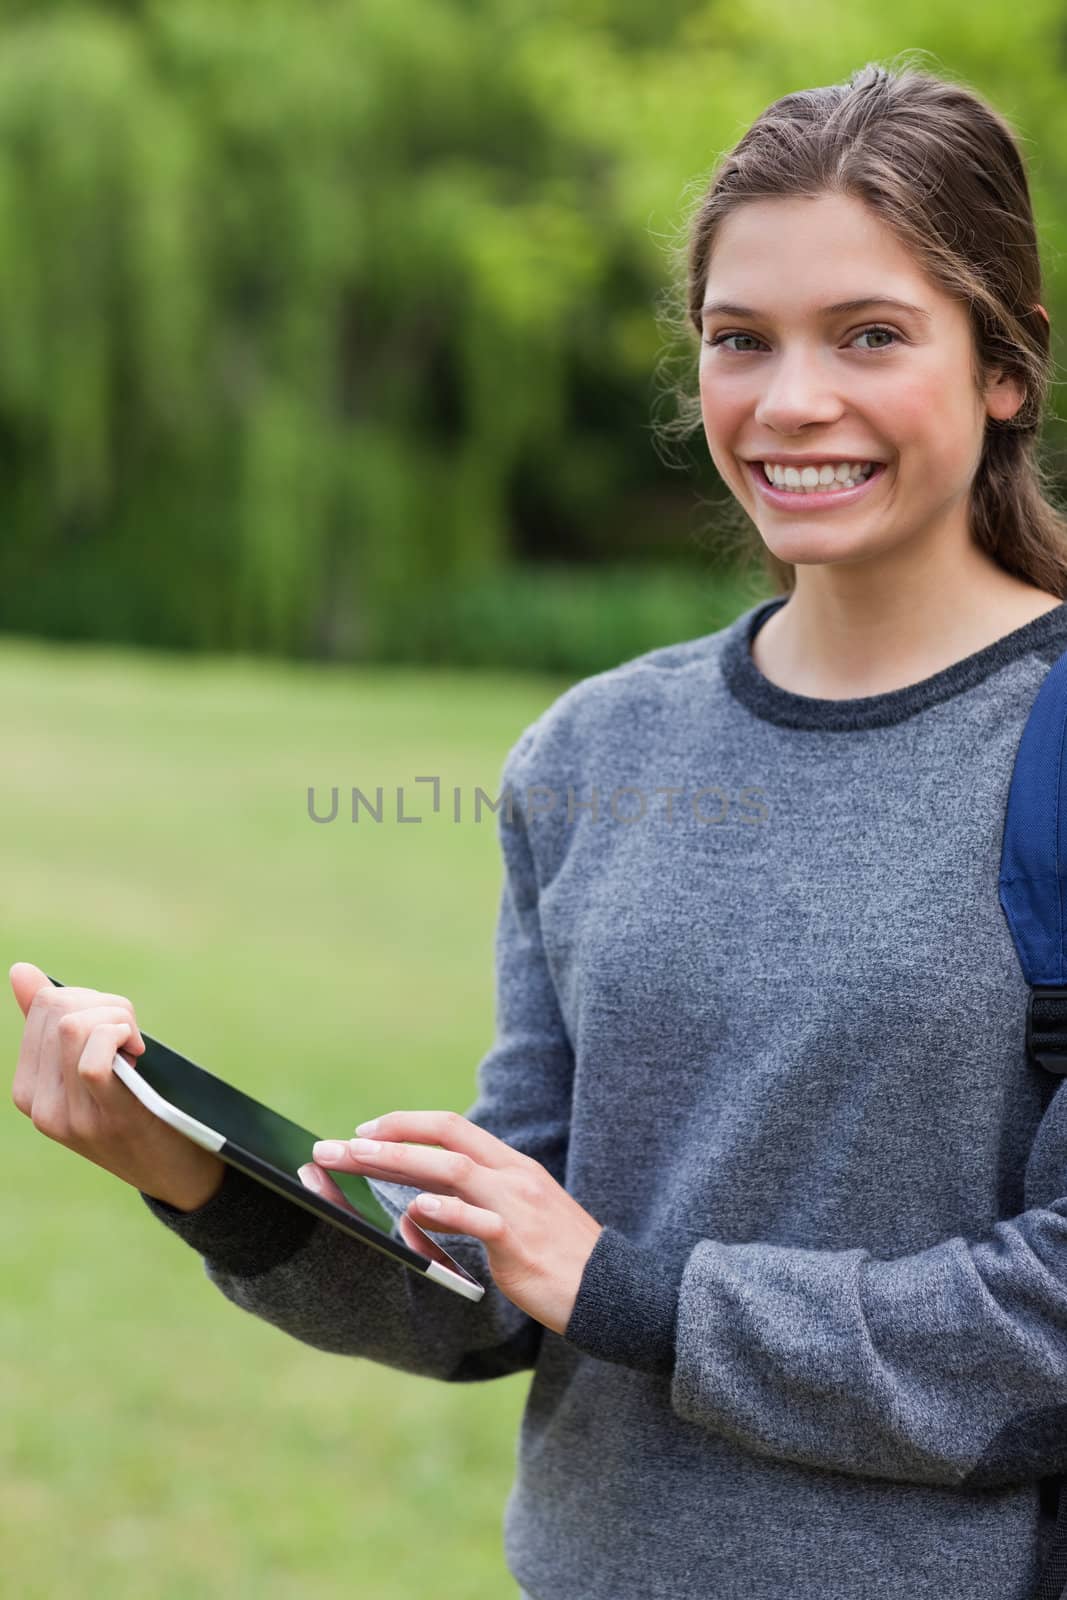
[755,528,871,566]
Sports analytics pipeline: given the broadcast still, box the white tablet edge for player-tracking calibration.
[113,1052,224,1150]
[113,1050,486,1302]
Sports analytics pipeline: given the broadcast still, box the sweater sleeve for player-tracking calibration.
[139,723,572,1383]
[563,1073,1067,1488]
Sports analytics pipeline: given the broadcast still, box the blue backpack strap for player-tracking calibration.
[1000,646,1067,1600]
[1000,646,1067,1075]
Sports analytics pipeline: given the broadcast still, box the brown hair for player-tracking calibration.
[651,53,1067,600]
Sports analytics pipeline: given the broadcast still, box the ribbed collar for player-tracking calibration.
[720,593,1067,731]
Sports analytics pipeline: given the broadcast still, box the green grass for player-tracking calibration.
[0,632,592,1599]
[0,588,765,1595]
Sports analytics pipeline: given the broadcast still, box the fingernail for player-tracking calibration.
[299,1164,323,1191]
[355,1118,379,1135]
[312,1140,346,1162]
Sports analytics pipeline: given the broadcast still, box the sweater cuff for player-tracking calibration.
[139,1160,320,1278]
[562,1224,686,1376]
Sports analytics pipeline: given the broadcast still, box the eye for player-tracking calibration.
[853,325,900,351]
[702,324,903,353]
[703,332,762,352]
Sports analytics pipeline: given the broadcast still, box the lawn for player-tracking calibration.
[0,631,580,1599]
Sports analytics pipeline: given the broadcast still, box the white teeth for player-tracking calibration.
[761,461,877,492]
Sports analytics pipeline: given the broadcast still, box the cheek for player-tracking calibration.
[874,381,927,444]
[698,403,744,485]
[698,363,743,442]
[888,406,972,485]
[878,368,974,466]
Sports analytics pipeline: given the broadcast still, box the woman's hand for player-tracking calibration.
[302,1111,604,1335]
[9,962,226,1211]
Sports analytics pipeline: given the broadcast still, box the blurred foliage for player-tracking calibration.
[370,561,762,676]
[0,2,1065,664]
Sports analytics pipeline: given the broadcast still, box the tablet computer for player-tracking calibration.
[46,977,485,1302]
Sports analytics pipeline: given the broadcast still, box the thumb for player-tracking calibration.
[8,962,54,1020]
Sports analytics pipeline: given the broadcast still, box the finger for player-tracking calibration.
[351,1110,520,1171]
[9,962,53,1021]
[296,1163,351,1209]
[396,1209,481,1270]
[10,967,89,1084]
[16,977,143,1086]
[37,992,144,1106]
[36,1010,142,1130]
[67,1020,147,1135]
[12,977,106,1116]
[21,978,143,1024]
[67,1015,147,1112]
[313,1136,498,1207]
[11,966,56,1115]
[404,1192,507,1242]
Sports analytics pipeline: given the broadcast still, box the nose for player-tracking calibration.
[751,348,845,434]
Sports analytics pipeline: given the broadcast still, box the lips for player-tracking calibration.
[745,458,889,510]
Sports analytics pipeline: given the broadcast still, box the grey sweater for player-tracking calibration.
[141,592,1067,1599]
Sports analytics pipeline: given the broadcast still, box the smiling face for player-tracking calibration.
[698,191,1025,571]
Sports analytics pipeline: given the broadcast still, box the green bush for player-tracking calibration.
[366,562,770,677]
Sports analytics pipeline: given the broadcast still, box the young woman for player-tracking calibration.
[13,59,1067,1600]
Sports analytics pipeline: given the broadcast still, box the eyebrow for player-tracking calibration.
[699,295,932,323]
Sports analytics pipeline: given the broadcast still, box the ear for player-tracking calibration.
[984,365,1027,423]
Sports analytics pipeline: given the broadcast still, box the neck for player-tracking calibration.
[752,544,1062,699]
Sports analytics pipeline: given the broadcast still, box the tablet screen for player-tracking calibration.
[130,1028,402,1238]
